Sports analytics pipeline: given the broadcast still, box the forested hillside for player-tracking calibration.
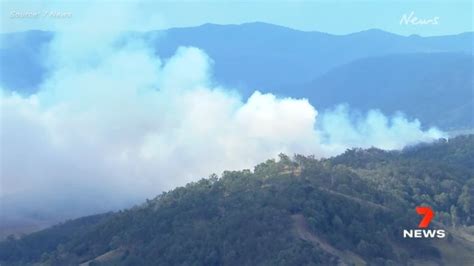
[1,135,474,265]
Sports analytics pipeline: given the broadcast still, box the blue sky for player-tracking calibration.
[1,1,473,35]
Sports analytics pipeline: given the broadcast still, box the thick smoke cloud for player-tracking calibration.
[0,8,445,226]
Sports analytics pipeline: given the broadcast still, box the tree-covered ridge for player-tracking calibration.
[332,135,474,226]
[1,135,474,265]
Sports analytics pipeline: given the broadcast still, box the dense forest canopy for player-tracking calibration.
[1,135,474,265]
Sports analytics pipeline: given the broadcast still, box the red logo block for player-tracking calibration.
[416,206,434,228]
[403,206,445,238]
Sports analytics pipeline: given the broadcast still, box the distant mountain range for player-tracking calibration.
[279,52,474,130]
[1,22,473,129]
[155,23,473,95]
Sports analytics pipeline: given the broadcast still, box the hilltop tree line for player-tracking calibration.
[1,135,473,265]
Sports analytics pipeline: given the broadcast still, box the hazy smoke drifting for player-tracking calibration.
[0,7,445,225]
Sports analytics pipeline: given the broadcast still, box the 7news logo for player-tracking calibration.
[403,206,446,239]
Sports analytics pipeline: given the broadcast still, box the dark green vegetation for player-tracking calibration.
[1,135,474,265]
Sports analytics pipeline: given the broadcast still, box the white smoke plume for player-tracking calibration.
[0,6,445,228]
